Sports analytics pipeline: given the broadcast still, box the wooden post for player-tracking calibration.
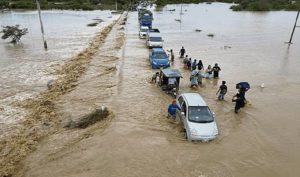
[36,0,48,49]
[287,10,299,44]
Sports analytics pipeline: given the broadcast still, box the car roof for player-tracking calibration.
[152,48,165,52]
[181,93,207,106]
[161,68,182,78]
[148,29,160,32]
[140,26,149,29]
[149,33,162,37]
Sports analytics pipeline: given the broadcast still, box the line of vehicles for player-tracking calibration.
[137,9,218,142]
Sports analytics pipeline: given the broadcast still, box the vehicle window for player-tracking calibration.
[150,37,162,42]
[182,102,187,115]
[188,106,214,123]
[178,96,184,106]
[153,52,167,59]
[142,18,152,22]
[141,29,147,32]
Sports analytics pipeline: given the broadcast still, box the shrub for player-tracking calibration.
[1,25,28,43]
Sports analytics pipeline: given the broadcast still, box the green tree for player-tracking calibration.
[0,0,9,9]
[0,25,28,43]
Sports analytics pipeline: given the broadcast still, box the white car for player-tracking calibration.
[139,26,149,39]
[146,32,163,48]
[176,93,219,142]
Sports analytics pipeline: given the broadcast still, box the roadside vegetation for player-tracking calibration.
[230,0,300,11]
[156,0,300,11]
[0,0,142,10]
[0,0,299,11]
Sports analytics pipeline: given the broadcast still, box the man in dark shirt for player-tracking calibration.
[212,63,221,78]
[216,81,227,100]
[179,46,186,58]
[232,93,245,113]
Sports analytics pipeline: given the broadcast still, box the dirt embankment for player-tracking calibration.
[0,13,127,177]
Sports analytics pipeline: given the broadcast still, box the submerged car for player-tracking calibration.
[176,93,219,142]
[149,48,170,69]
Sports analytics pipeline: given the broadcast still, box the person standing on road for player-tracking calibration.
[197,60,203,70]
[168,100,181,119]
[232,93,245,113]
[183,55,189,68]
[187,58,192,70]
[212,63,221,78]
[167,49,175,62]
[179,46,186,58]
[205,65,213,78]
[151,72,159,83]
[191,59,197,71]
[216,81,227,100]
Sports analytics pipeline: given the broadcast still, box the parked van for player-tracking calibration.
[176,93,219,142]
[147,33,163,48]
[139,26,149,39]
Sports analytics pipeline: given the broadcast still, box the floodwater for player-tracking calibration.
[0,10,119,136]
[2,3,300,177]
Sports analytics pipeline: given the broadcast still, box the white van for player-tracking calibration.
[146,33,163,48]
[139,26,149,39]
[177,93,219,142]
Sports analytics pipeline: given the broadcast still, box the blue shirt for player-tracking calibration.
[168,104,180,115]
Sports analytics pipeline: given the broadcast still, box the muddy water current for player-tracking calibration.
[2,3,300,177]
[0,10,119,136]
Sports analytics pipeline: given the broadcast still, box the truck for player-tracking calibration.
[138,9,153,20]
[138,9,153,28]
[140,13,152,28]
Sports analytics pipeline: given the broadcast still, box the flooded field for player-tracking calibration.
[1,3,300,177]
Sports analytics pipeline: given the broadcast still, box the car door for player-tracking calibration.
[176,96,184,119]
[181,102,188,130]
[177,96,187,125]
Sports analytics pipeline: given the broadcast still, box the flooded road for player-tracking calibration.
[3,3,300,177]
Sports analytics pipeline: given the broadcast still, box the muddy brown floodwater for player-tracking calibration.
[3,3,300,177]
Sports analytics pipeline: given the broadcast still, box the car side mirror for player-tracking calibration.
[212,112,216,116]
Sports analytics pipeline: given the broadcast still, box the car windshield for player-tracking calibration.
[150,37,162,42]
[142,16,152,22]
[153,52,168,59]
[188,106,214,123]
[141,28,148,32]
[142,17,152,22]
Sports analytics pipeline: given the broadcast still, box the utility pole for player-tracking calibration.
[287,10,299,44]
[115,0,118,11]
[35,0,47,49]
